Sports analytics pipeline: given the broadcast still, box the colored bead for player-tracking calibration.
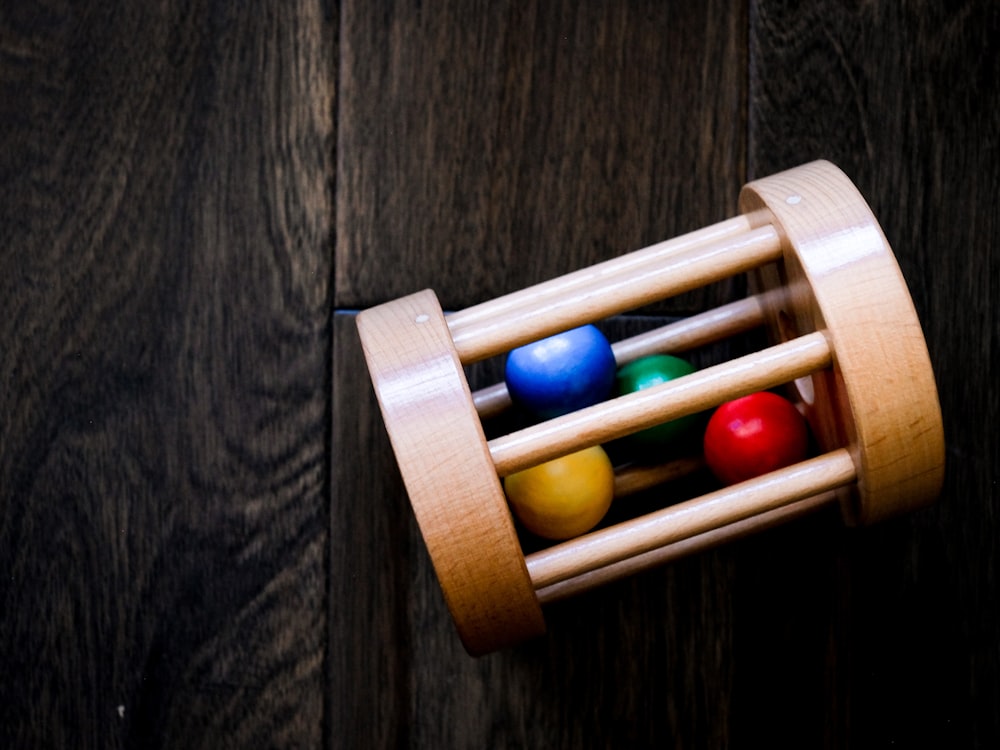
[703,391,809,485]
[505,325,616,419]
[614,354,699,452]
[504,446,615,540]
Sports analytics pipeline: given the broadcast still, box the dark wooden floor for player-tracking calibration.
[2,2,998,747]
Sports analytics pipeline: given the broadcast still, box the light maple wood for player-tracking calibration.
[356,160,945,655]
[355,290,544,655]
[526,449,857,590]
[448,215,751,332]
[740,160,945,523]
[612,457,706,499]
[608,293,768,364]
[535,490,839,605]
[447,224,782,363]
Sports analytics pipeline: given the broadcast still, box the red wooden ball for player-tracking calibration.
[703,391,809,485]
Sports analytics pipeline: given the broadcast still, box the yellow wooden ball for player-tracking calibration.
[503,445,615,540]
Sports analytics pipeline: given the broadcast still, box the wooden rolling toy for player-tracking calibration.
[356,161,945,656]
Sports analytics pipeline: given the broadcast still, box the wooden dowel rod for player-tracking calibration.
[526,449,857,591]
[450,215,752,331]
[450,224,782,363]
[534,490,840,604]
[472,382,514,420]
[489,331,831,477]
[610,294,768,365]
[612,456,705,499]
[472,294,768,420]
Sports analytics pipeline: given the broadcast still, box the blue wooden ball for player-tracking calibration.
[504,325,616,419]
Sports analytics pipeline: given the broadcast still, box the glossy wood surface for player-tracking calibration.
[357,291,544,656]
[3,1,999,747]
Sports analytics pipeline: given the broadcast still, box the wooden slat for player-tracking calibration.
[334,1,748,746]
[331,315,413,749]
[0,2,333,747]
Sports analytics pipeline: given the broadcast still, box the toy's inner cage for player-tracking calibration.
[356,161,945,656]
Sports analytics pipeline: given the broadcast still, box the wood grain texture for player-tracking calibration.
[747,1,1000,746]
[336,0,747,313]
[0,2,333,747]
[356,291,545,655]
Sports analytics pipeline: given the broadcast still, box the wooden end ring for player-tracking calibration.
[356,290,545,655]
[740,160,945,524]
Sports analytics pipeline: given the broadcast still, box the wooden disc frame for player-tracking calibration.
[356,161,945,656]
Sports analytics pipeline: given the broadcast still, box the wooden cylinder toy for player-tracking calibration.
[356,161,945,656]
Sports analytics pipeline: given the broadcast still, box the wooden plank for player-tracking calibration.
[748,1,1000,746]
[336,0,748,313]
[0,2,333,747]
[331,312,422,749]
[334,2,749,745]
